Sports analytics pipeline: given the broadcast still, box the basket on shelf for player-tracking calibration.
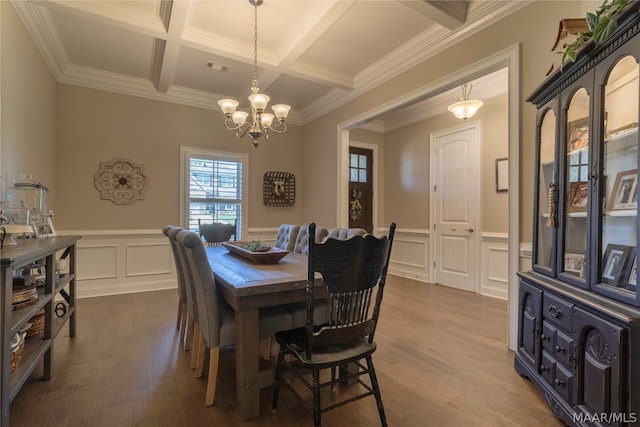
[26,309,45,338]
[12,286,38,311]
[10,332,26,373]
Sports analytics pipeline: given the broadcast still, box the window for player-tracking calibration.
[350,153,368,183]
[181,147,247,239]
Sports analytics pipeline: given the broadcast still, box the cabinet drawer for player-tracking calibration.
[554,329,574,370]
[541,351,556,387]
[541,321,556,354]
[543,293,573,331]
[554,363,573,405]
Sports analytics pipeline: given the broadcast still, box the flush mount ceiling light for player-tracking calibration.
[217,0,291,148]
[448,83,484,121]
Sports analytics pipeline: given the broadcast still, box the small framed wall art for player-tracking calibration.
[263,171,295,207]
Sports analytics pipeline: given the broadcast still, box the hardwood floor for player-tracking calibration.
[10,277,563,426]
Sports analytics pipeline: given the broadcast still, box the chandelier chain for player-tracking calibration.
[253,2,258,89]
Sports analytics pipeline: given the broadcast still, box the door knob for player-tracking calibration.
[465,228,474,233]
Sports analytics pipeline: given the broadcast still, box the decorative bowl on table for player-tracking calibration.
[222,241,290,264]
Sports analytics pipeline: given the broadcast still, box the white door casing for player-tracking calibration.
[431,121,481,292]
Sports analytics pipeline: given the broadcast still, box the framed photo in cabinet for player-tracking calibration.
[567,181,588,212]
[608,169,637,210]
[602,244,634,285]
[567,117,589,153]
[627,257,637,290]
[565,252,586,275]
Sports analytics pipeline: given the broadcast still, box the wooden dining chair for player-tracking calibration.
[272,222,396,427]
[177,229,293,406]
[198,219,236,246]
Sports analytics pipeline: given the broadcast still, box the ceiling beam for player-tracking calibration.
[153,0,191,93]
[400,0,469,30]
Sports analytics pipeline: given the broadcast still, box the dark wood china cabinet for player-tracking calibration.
[516,4,640,426]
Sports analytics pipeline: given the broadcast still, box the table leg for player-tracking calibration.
[235,307,260,420]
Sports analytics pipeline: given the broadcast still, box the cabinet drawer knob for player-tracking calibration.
[555,345,565,353]
[540,365,548,372]
[554,378,564,387]
[548,305,562,318]
[541,334,549,341]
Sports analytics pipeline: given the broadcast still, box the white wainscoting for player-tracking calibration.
[60,228,508,300]
[386,228,431,283]
[61,230,177,298]
[480,232,509,300]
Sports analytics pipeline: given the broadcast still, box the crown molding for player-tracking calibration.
[11,0,67,80]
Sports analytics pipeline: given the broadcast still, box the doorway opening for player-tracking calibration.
[336,45,520,350]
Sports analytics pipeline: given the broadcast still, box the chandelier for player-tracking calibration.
[447,83,483,121]
[217,0,291,148]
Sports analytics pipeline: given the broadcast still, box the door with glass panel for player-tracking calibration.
[560,83,592,288]
[533,105,558,275]
[348,147,373,233]
[594,52,640,306]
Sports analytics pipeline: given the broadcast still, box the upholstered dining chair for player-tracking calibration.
[324,226,367,240]
[177,229,293,406]
[198,219,236,246]
[272,222,396,427]
[163,226,193,350]
[292,224,328,254]
[273,224,300,251]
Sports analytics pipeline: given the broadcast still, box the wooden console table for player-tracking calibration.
[0,236,79,426]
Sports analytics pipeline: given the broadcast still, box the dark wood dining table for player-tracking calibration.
[205,246,326,421]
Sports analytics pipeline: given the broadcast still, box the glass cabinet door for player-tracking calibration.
[533,108,557,274]
[562,87,590,287]
[597,54,639,304]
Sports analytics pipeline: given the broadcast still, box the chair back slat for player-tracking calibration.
[305,222,396,358]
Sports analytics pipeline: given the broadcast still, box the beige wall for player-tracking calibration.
[55,84,304,230]
[1,2,57,211]
[300,1,582,243]
[382,93,508,232]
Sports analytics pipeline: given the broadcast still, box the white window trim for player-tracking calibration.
[179,146,248,239]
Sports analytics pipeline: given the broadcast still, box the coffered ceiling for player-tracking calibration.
[12,0,527,126]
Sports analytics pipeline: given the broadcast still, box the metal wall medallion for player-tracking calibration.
[94,158,149,205]
[263,171,295,207]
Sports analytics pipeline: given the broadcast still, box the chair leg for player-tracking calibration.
[195,331,206,378]
[312,368,322,427]
[272,345,286,412]
[366,356,387,427]
[261,337,272,361]
[191,323,201,370]
[179,302,188,343]
[205,347,220,406]
[331,366,336,392]
[185,314,195,352]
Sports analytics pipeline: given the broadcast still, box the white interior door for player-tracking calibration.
[431,122,481,292]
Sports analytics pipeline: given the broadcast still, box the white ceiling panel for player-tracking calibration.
[299,1,435,75]
[173,46,255,96]
[48,7,156,79]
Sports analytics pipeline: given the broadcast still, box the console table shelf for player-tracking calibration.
[0,236,79,426]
